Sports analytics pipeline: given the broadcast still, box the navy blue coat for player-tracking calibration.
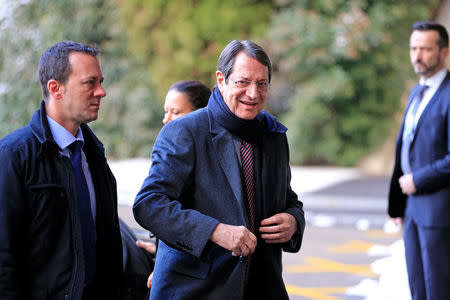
[388,71,450,226]
[0,101,123,299]
[133,107,305,300]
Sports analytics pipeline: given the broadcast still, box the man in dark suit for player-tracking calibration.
[0,41,123,299]
[133,40,305,299]
[388,21,450,300]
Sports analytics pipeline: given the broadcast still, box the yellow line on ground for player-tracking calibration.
[286,284,348,300]
[365,229,402,239]
[286,257,376,278]
[330,240,374,254]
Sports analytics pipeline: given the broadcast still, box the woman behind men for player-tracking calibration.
[123,80,211,298]
[163,80,211,124]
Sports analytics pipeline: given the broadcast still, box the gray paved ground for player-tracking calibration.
[303,175,390,228]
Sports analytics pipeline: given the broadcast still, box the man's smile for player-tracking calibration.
[240,100,258,106]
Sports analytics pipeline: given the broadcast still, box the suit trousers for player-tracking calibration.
[403,214,450,300]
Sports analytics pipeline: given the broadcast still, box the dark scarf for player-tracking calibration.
[207,87,287,143]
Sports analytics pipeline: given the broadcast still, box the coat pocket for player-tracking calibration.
[28,183,66,199]
[160,241,211,279]
[26,183,69,232]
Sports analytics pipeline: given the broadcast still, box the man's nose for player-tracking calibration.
[95,84,107,98]
[414,49,423,61]
[246,82,259,99]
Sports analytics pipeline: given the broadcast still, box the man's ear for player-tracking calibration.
[441,47,449,61]
[216,71,225,93]
[47,79,63,100]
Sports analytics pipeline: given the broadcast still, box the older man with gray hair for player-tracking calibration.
[134,40,305,299]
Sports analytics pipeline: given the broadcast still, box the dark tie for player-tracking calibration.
[69,141,96,284]
[240,140,256,283]
[401,84,429,174]
[240,141,256,233]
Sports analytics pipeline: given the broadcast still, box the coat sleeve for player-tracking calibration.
[281,135,305,253]
[0,144,25,299]
[133,122,219,258]
[282,166,305,253]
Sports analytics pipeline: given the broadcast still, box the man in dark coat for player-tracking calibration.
[133,40,305,299]
[0,41,123,299]
[388,21,450,300]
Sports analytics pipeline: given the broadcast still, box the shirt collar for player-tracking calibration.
[46,116,85,151]
[420,67,448,89]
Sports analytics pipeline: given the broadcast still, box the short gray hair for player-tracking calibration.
[217,40,272,82]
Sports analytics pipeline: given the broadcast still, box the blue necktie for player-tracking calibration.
[401,84,429,174]
[69,141,96,284]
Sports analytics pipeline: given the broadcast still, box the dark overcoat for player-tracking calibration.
[134,106,305,300]
[0,101,123,299]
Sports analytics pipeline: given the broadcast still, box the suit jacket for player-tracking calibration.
[388,70,450,227]
[133,107,305,299]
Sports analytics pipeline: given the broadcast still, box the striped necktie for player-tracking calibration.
[240,140,256,283]
[240,140,256,233]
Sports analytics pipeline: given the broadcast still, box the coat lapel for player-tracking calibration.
[413,71,450,143]
[208,111,247,223]
[396,87,418,144]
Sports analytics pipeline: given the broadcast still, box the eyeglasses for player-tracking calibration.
[228,78,270,92]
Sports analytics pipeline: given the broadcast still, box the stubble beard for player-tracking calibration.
[413,54,443,78]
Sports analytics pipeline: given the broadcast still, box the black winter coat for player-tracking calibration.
[0,101,123,299]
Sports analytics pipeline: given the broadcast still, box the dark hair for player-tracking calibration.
[39,41,100,101]
[217,40,272,83]
[168,80,211,110]
[412,21,449,49]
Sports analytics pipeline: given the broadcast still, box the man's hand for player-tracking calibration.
[390,217,404,229]
[135,240,156,288]
[210,223,257,256]
[399,174,416,195]
[147,272,153,288]
[136,239,157,255]
[259,213,297,244]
